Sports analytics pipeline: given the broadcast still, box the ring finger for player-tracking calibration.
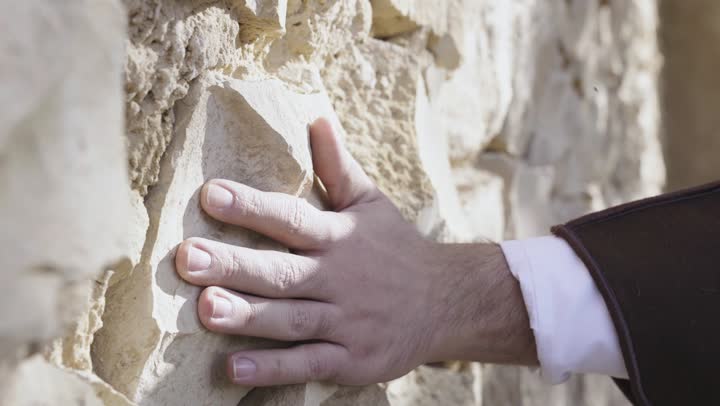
[198,287,341,342]
[176,237,326,300]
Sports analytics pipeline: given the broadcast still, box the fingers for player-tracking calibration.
[176,238,326,299]
[226,342,348,386]
[197,287,340,342]
[200,179,338,250]
[309,118,378,210]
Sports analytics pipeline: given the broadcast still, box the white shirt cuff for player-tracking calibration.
[500,236,628,383]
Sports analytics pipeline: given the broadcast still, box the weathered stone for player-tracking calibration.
[123,0,373,195]
[236,0,288,42]
[123,0,245,194]
[488,0,664,235]
[93,73,343,405]
[2,0,665,404]
[387,365,480,405]
[423,1,514,163]
[370,0,448,39]
[45,271,113,372]
[241,383,334,405]
[2,356,104,406]
[323,38,435,222]
[0,0,130,398]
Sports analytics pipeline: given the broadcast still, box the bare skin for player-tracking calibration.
[174,118,538,387]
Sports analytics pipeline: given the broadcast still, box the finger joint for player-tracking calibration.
[289,307,312,339]
[286,199,309,238]
[275,259,302,293]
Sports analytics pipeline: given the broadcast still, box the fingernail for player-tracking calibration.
[206,184,234,209]
[187,246,211,273]
[211,296,232,319]
[233,357,257,380]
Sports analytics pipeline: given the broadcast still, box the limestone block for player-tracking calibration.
[3,356,104,406]
[236,0,288,42]
[0,0,129,384]
[370,0,474,72]
[267,0,371,69]
[73,370,136,406]
[124,0,371,194]
[493,0,664,218]
[4,356,134,406]
[45,271,113,371]
[322,38,434,222]
[319,385,391,405]
[370,0,449,38]
[241,382,389,405]
[387,365,479,406]
[414,64,504,243]
[453,167,505,242]
[241,383,340,405]
[240,379,391,405]
[123,0,245,194]
[93,73,343,405]
[423,2,514,163]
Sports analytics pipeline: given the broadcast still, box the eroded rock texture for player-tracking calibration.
[0,0,132,404]
[3,0,664,405]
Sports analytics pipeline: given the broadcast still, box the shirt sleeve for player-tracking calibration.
[500,236,628,383]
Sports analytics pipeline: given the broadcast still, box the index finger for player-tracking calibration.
[200,179,338,250]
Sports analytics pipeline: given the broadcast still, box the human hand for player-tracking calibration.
[175,118,536,387]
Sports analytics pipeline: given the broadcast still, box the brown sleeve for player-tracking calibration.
[551,181,720,406]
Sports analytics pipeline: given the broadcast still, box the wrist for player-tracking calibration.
[424,242,538,366]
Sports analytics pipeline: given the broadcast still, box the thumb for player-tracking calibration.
[309,117,377,211]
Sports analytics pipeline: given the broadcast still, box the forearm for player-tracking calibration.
[427,242,538,366]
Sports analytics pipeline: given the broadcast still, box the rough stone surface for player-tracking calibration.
[0,0,132,403]
[3,0,667,405]
[387,364,481,405]
[479,0,665,239]
[3,356,105,406]
[92,73,345,405]
[322,37,435,221]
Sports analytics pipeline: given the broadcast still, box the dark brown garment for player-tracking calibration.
[552,181,720,406]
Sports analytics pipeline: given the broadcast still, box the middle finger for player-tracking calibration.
[176,238,327,300]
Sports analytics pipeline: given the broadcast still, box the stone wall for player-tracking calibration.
[2,0,663,405]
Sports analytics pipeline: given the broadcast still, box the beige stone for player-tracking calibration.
[322,38,435,222]
[236,0,288,42]
[93,73,343,405]
[123,0,245,194]
[387,365,480,406]
[123,0,372,195]
[489,0,664,234]
[1,0,664,404]
[0,0,130,398]
[370,0,449,39]
[3,356,104,406]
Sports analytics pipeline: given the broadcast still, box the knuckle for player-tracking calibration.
[240,301,257,327]
[314,310,334,339]
[286,199,309,237]
[225,248,247,280]
[289,307,312,339]
[234,188,260,217]
[274,258,301,293]
[306,352,327,380]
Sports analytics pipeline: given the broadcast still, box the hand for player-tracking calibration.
[175,118,537,387]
